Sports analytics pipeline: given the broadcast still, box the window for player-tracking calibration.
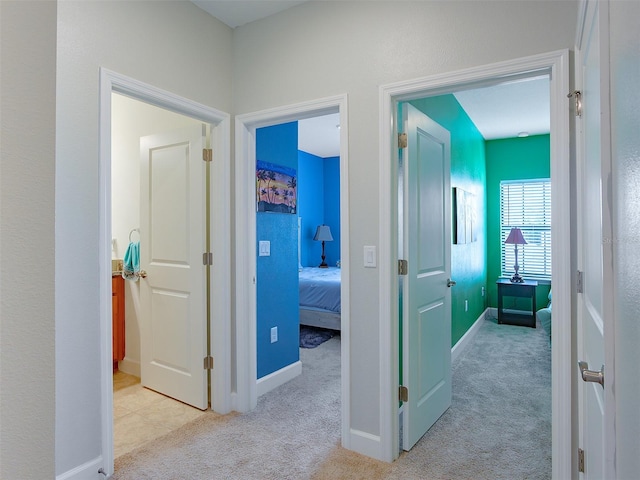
[500,179,551,280]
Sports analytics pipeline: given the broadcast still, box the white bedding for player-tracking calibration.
[298,267,341,313]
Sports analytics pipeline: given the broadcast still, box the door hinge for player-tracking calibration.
[203,148,213,162]
[203,355,214,370]
[577,270,584,293]
[399,385,409,402]
[398,259,408,275]
[578,447,585,473]
[398,133,407,149]
[203,252,213,266]
[568,90,582,117]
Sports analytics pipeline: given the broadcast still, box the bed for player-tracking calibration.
[299,267,341,331]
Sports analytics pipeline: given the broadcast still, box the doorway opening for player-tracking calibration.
[110,93,211,457]
[253,115,343,443]
[379,50,571,476]
[234,95,351,447]
[396,81,553,472]
[98,69,231,476]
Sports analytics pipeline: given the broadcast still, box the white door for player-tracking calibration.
[402,104,452,450]
[140,125,208,410]
[576,0,614,477]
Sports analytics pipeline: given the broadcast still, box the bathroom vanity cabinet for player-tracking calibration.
[112,275,125,371]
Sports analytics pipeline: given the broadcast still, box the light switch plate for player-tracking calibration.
[364,245,377,268]
[259,240,270,256]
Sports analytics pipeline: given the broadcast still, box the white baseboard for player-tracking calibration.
[256,360,302,397]
[451,307,488,364]
[118,357,140,377]
[347,428,384,461]
[56,455,104,480]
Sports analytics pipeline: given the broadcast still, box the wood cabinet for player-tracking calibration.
[496,278,538,328]
[112,275,125,371]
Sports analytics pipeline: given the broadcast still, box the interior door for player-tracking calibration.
[576,0,614,477]
[140,125,208,410]
[402,103,452,450]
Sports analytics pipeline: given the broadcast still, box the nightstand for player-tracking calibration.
[496,278,538,328]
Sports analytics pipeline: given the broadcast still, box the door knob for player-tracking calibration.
[447,279,456,287]
[578,361,604,388]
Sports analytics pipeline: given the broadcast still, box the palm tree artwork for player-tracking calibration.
[256,160,297,214]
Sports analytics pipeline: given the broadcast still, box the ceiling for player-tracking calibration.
[191,1,550,158]
[192,0,311,28]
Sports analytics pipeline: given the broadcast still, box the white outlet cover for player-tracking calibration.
[259,240,270,256]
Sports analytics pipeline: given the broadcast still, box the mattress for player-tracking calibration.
[298,267,341,313]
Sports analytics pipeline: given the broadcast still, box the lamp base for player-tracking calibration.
[510,273,525,283]
[318,263,328,269]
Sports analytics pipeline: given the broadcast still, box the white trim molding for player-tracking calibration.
[117,357,140,377]
[55,456,103,480]
[98,68,231,477]
[234,94,351,452]
[451,309,488,364]
[378,50,572,477]
[256,361,302,397]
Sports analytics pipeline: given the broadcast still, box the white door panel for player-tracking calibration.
[140,125,208,410]
[402,104,452,451]
[576,0,614,477]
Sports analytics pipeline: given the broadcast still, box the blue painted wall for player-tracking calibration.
[298,151,325,267]
[323,156,341,266]
[298,151,341,267]
[256,122,299,379]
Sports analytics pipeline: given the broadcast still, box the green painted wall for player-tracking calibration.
[485,135,552,310]
[408,95,487,347]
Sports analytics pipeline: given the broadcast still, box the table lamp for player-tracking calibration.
[313,225,333,268]
[505,227,527,283]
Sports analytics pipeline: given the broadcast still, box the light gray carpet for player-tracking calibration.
[113,335,342,480]
[113,318,550,479]
[390,317,552,479]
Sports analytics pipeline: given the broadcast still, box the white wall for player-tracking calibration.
[55,1,232,476]
[610,0,640,477]
[0,2,57,478]
[232,0,578,446]
[111,93,203,375]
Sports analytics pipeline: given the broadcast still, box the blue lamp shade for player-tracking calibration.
[313,225,333,242]
[313,225,333,268]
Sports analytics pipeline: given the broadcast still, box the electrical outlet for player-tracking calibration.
[465,299,468,312]
[259,241,271,256]
[481,286,486,297]
[270,326,278,343]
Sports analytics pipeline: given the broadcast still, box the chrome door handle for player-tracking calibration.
[578,361,604,388]
[447,279,456,287]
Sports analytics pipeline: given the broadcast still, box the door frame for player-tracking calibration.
[234,94,350,443]
[378,50,572,476]
[98,68,232,475]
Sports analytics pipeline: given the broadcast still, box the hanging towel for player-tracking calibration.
[122,241,140,281]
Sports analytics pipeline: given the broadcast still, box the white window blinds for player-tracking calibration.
[500,179,552,280]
